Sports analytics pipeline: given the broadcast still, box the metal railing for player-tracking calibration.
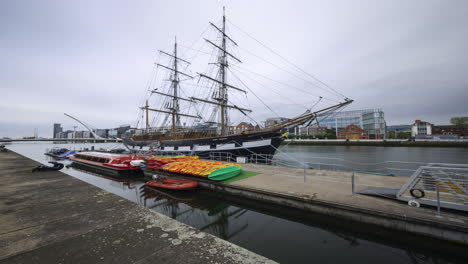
[396,164,468,212]
[209,152,236,162]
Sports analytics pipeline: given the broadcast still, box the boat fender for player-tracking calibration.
[408,200,420,207]
[130,160,145,167]
[410,188,425,199]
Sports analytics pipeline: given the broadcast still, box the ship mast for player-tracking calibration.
[143,37,200,132]
[219,7,228,135]
[194,7,250,136]
[171,36,180,131]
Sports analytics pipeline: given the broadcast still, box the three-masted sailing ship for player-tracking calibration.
[124,8,352,158]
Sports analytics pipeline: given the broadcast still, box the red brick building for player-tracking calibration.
[337,124,369,139]
[432,125,468,138]
[229,122,260,134]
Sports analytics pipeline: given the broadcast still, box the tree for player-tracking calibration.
[397,131,411,139]
[450,117,468,128]
[387,131,396,139]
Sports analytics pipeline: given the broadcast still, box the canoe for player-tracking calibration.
[145,178,198,190]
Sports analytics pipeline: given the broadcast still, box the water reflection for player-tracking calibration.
[140,186,249,240]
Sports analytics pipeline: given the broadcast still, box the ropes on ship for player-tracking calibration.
[131,9,352,141]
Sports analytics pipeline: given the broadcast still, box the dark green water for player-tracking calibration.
[6,142,468,264]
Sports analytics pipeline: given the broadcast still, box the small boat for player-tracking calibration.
[45,148,70,159]
[57,150,76,159]
[145,178,198,190]
[69,152,142,174]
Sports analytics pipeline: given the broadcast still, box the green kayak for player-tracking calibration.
[207,166,242,181]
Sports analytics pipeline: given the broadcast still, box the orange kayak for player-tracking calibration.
[145,178,198,190]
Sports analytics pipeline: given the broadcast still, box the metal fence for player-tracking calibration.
[396,163,468,212]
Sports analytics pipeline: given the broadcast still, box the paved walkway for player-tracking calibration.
[0,151,274,264]
[238,163,468,233]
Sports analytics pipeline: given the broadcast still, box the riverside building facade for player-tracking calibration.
[317,108,386,139]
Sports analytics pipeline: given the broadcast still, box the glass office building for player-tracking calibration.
[317,108,386,139]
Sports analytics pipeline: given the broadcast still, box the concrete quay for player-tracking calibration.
[147,162,468,245]
[0,151,274,264]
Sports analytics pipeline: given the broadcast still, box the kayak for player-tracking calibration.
[160,160,242,181]
[145,178,198,190]
[207,166,242,181]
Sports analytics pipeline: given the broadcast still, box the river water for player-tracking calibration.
[277,144,468,176]
[5,142,468,263]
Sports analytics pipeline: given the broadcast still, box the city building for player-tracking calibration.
[66,131,75,139]
[337,124,369,139]
[108,129,118,138]
[299,126,327,136]
[121,128,137,138]
[411,120,432,137]
[317,108,386,138]
[96,129,108,138]
[56,131,68,139]
[53,123,63,138]
[386,125,412,132]
[433,125,468,138]
[362,111,386,139]
[264,117,289,129]
[230,122,260,134]
[82,131,91,138]
[116,125,131,138]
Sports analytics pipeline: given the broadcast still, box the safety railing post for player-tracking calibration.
[436,184,442,217]
[352,171,355,194]
[303,164,306,183]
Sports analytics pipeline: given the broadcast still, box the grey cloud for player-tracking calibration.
[1,0,467,137]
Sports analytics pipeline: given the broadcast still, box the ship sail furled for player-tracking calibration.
[191,7,251,136]
[141,37,200,133]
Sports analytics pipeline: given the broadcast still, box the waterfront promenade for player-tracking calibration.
[0,151,273,263]
[151,163,468,245]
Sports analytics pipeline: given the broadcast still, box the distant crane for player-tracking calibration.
[64,113,103,139]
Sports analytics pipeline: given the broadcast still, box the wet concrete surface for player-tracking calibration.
[0,150,274,263]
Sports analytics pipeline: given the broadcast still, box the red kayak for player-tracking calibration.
[145,178,198,190]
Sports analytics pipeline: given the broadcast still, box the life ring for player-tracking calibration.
[410,188,425,198]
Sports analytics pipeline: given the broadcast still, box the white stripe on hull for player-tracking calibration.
[156,138,272,152]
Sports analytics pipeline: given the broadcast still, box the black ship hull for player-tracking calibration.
[123,131,284,159]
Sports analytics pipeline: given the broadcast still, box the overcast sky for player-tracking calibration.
[1,0,467,138]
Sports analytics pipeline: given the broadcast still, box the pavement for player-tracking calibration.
[236,163,468,236]
[0,150,274,264]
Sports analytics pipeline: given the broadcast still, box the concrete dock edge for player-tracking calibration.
[0,150,275,263]
[148,170,468,246]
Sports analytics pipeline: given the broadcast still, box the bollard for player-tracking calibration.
[351,171,355,194]
[436,184,442,217]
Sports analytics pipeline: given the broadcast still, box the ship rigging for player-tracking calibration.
[125,7,353,158]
